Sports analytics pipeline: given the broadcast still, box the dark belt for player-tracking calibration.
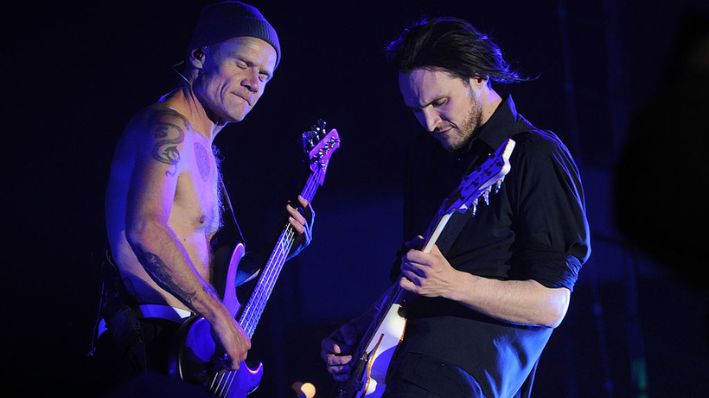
[98,304,193,337]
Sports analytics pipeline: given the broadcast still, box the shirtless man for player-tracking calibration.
[95,1,313,392]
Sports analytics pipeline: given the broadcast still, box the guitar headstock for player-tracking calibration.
[302,119,341,185]
[442,138,516,216]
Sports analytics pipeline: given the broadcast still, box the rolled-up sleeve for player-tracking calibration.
[508,131,591,291]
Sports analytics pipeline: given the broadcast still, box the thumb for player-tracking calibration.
[429,243,443,256]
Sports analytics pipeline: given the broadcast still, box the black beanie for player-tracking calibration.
[188,1,281,68]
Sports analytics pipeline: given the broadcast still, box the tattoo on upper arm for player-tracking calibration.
[151,120,185,176]
[139,250,197,306]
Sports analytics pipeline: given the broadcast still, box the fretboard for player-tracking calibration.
[237,170,321,337]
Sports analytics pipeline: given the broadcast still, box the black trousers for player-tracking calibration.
[90,313,184,396]
[382,352,485,398]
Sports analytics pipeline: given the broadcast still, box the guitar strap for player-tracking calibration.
[218,173,248,247]
[424,148,485,257]
[435,129,529,256]
[433,210,472,257]
[389,151,482,282]
[216,174,262,289]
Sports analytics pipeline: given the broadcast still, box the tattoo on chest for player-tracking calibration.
[152,122,185,176]
[194,142,211,182]
[139,250,197,306]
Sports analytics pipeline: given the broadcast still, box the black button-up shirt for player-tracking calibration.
[397,95,591,397]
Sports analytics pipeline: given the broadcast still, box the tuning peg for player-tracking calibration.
[311,119,326,136]
[471,198,478,217]
[494,177,504,194]
[482,188,491,206]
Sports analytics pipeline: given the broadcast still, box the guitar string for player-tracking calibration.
[211,370,226,396]
[213,375,223,397]
[348,152,509,380]
[216,230,296,396]
[244,226,295,334]
[240,172,314,332]
[230,170,320,384]
[219,228,297,394]
[216,169,322,395]
[208,136,338,395]
[243,207,301,332]
[238,212,301,330]
[209,370,220,393]
[240,171,319,329]
[238,170,320,333]
[217,373,227,397]
[212,226,290,394]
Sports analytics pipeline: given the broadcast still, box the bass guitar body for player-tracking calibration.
[169,120,341,397]
[171,243,264,398]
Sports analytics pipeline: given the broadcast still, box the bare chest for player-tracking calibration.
[173,140,222,236]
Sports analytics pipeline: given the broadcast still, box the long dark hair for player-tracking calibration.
[386,17,528,84]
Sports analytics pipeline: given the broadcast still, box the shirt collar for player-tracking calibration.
[455,94,519,156]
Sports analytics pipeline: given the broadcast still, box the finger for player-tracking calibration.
[228,348,248,365]
[400,258,415,271]
[400,276,419,293]
[298,195,315,227]
[232,359,241,370]
[289,216,306,234]
[401,272,420,287]
[401,259,426,277]
[429,244,444,257]
[328,363,353,375]
[297,195,310,209]
[321,341,342,357]
[287,204,307,225]
[405,248,433,265]
[320,349,333,362]
[326,354,353,366]
[402,269,420,284]
[328,360,353,373]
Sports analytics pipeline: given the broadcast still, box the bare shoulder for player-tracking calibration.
[128,104,192,142]
[125,104,195,167]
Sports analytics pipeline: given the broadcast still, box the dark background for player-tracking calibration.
[6,0,709,397]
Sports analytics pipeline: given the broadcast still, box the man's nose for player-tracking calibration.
[422,108,440,132]
[241,70,260,93]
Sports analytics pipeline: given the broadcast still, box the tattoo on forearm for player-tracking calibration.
[203,284,219,300]
[139,250,197,306]
[152,122,185,176]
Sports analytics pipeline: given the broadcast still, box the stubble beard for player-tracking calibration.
[442,99,483,152]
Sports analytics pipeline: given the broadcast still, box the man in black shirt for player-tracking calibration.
[321,17,591,397]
